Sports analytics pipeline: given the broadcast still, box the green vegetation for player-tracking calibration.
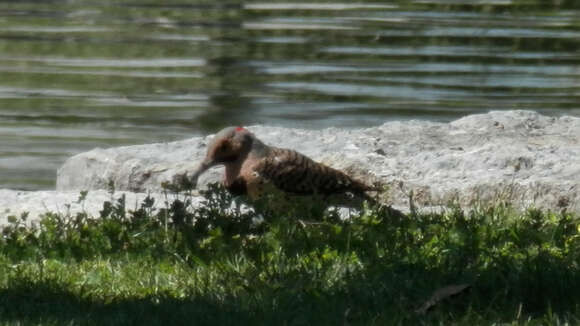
[1,185,579,325]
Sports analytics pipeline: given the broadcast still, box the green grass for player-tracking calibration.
[1,185,579,325]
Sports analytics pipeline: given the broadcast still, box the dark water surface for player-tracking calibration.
[0,0,579,190]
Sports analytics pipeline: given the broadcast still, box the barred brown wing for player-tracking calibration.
[257,147,372,196]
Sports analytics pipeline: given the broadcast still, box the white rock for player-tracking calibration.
[3,110,578,226]
[55,110,579,213]
[0,189,205,227]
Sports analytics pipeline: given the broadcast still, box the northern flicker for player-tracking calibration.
[180,126,381,209]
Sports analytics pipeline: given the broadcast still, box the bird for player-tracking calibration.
[176,126,386,213]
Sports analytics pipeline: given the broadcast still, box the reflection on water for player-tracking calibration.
[0,0,579,190]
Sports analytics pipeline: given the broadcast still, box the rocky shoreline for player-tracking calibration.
[2,110,579,225]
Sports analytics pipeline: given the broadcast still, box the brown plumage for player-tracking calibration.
[184,126,379,207]
[256,147,374,197]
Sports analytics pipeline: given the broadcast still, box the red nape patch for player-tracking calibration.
[235,127,245,132]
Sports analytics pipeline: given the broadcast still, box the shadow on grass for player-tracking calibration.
[2,187,580,324]
[0,283,251,326]
[2,254,580,326]
[0,280,366,325]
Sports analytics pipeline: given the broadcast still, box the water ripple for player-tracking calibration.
[0,0,578,190]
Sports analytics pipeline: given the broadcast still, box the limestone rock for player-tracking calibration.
[0,189,195,226]
[50,110,579,214]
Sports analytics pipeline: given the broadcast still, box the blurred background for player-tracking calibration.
[0,0,579,190]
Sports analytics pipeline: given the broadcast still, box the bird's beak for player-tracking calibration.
[172,157,215,190]
[189,157,215,183]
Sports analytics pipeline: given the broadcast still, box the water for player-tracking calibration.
[0,0,579,190]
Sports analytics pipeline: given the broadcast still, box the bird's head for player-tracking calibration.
[191,126,254,180]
